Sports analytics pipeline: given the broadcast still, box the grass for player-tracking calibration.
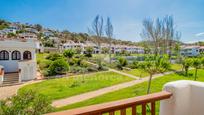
[36,53,49,62]
[122,64,182,78]
[123,69,149,78]
[170,63,182,71]
[19,71,134,101]
[56,69,204,114]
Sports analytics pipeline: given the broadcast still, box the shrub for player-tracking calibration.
[48,59,69,76]
[0,90,52,115]
[182,58,193,76]
[63,49,76,58]
[84,47,94,57]
[46,53,63,61]
[39,60,52,70]
[128,60,139,69]
[192,58,201,80]
[116,57,128,70]
[75,47,82,54]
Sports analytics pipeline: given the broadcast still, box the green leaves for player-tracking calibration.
[48,59,70,75]
[63,49,76,58]
[0,90,52,115]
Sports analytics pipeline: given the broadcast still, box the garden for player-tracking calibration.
[56,69,204,114]
[37,49,109,77]
[19,71,134,101]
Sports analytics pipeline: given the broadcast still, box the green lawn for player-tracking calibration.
[122,64,183,78]
[19,71,134,101]
[170,64,182,71]
[123,69,149,78]
[56,69,204,114]
[36,53,49,62]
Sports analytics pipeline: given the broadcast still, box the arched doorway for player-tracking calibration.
[0,50,9,60]
[12,50,21,60]
[23,51,32,60]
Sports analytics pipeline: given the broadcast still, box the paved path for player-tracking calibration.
[52,71,173,107]
[87,61,140,79]
[109,69,140,79]
[0,80,42,100]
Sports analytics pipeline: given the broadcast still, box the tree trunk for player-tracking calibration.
[109,42,112,64]
[147,74,153,94]
[194,68,198,81]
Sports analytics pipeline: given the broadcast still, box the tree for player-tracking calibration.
[0,90,52,115]
[85,46,94,57]
[141,18,162,56]
[7,33,17,38]
[48,59,69,75]
[105,17,113,64]
[75,47,82,54]
[101,47,109,54]
[141,56,170,94]
[192,58,201,80]
[88,15,104,54]
[63,49,75,58]
[141,15,181,57]
[182,58,192,76]
[34,24,42,31]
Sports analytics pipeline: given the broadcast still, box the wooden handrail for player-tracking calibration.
[47,91,172,115]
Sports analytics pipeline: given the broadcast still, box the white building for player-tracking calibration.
[181,46,200,56]
[19,33,44,53]
[0,39,37,85]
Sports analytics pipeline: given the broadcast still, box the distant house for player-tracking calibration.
[0,39,37,85]
[180,46,200,56]
[19,33,44,53]
[43,30,54,37]
[25,28,38,34]
[199,46,204,54]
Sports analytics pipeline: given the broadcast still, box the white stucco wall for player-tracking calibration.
[160,80,204,115]
[0,40,36,73]
[18,60,37,81]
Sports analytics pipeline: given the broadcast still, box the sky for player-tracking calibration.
[0,0,204,43]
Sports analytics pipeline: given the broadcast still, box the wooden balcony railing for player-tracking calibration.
[47,91,172,115]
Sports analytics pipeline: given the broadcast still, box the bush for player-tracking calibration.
[84,47,94,57]
[48,59,69,76]
[63,49,76,58]
[0,90,52,115]
[39,60,52,70]
[182,58,193,76]
[46,53,63,61]
[116,57,128,70]
[128,61,139,69]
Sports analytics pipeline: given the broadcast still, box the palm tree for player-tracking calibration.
[142,56,170,94]
[192,58,201,80]
[182,58,192,76]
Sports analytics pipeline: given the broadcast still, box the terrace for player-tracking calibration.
[47,80,204,115]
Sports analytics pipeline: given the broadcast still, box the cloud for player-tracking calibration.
[195,32,204,37]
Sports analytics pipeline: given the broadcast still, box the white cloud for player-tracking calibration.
[195,32,204,37]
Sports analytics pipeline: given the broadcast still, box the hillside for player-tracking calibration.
[0,19,140,47]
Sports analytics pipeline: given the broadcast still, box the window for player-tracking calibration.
[23,51,32,60]
[0,50,9,60]
[12,50,21,60]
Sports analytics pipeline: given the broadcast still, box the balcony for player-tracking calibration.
[47,80,204,115]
